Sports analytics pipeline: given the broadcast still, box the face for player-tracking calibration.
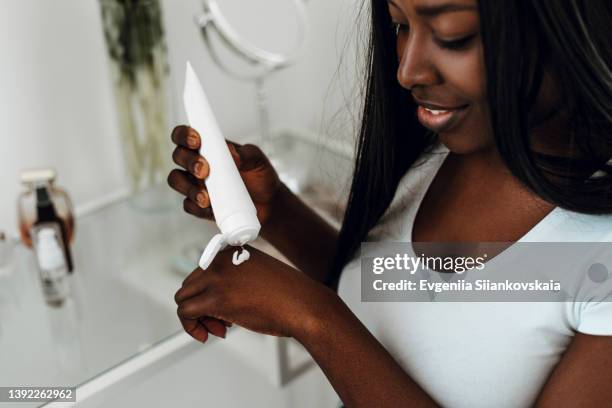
[387,0,490,153]
[388,0,566,156]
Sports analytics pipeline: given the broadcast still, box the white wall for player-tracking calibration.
[0,0,126,236]
[0,0,364,237]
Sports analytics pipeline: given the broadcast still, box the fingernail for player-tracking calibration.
[196,192,207,207]
[187,135,198,148]
[193,161,203,176]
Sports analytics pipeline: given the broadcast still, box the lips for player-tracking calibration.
[413,97,469,134]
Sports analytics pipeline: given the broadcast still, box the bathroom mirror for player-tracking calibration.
[194,0,312,185]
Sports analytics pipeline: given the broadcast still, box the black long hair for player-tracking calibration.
[326,0,612,289]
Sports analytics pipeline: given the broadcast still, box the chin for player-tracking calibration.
[437,130,491,155]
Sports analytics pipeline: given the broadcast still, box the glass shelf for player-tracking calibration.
[0,189,214,403]
[0,131,351,407]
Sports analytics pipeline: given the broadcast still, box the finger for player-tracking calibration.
[226,139,242,149]
[199,317,227,338]
[181,267,206,288]
[179,315,209,343]
[226,140,242,166]
[229,143,266,172]
[172,146,209,179]
[177,292,218,320]
[167,169,209,207]
[191,189,210,209]
[183,198,214,220]
[177,263,227,302]
[171,126,201,150]
[175,272,211,304]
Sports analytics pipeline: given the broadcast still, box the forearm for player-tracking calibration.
[261,183,338,283]
[296,295,439,408]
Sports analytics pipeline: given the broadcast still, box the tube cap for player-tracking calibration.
[199,233,228,270]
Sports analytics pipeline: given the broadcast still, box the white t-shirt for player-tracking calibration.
[337,143,612,408]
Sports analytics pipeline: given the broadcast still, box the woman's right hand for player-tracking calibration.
[167,125,282,226]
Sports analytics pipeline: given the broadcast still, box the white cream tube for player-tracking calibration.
[183,62,260,269]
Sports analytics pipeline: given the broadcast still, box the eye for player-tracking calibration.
[435,34,477,51]
[389,22,409,37]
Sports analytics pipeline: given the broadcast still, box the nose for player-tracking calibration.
[396,34,440,90]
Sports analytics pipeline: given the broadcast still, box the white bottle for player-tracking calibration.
[34,227,70,306]
[183,62,261,269]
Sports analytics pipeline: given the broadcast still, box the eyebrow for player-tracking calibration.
[387,0,477,16]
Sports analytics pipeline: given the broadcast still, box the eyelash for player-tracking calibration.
[388,22,475,51]
[435,35,476,51]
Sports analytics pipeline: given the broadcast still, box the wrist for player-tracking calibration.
[260,182,293,238]
[292,284,349,346]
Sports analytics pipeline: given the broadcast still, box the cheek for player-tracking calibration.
[435,42,496,152]
[436,42,486,103]
[440,43,492,133]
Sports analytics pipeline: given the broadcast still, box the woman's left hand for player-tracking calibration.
[174,245,336,342]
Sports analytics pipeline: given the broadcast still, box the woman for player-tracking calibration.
[168,0,612,406]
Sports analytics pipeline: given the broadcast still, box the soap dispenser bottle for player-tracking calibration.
[31,185,74,273]
[33,228,70,307]
[18,169,74,272]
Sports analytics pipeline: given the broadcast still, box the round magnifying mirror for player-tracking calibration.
[197,0,309,80]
